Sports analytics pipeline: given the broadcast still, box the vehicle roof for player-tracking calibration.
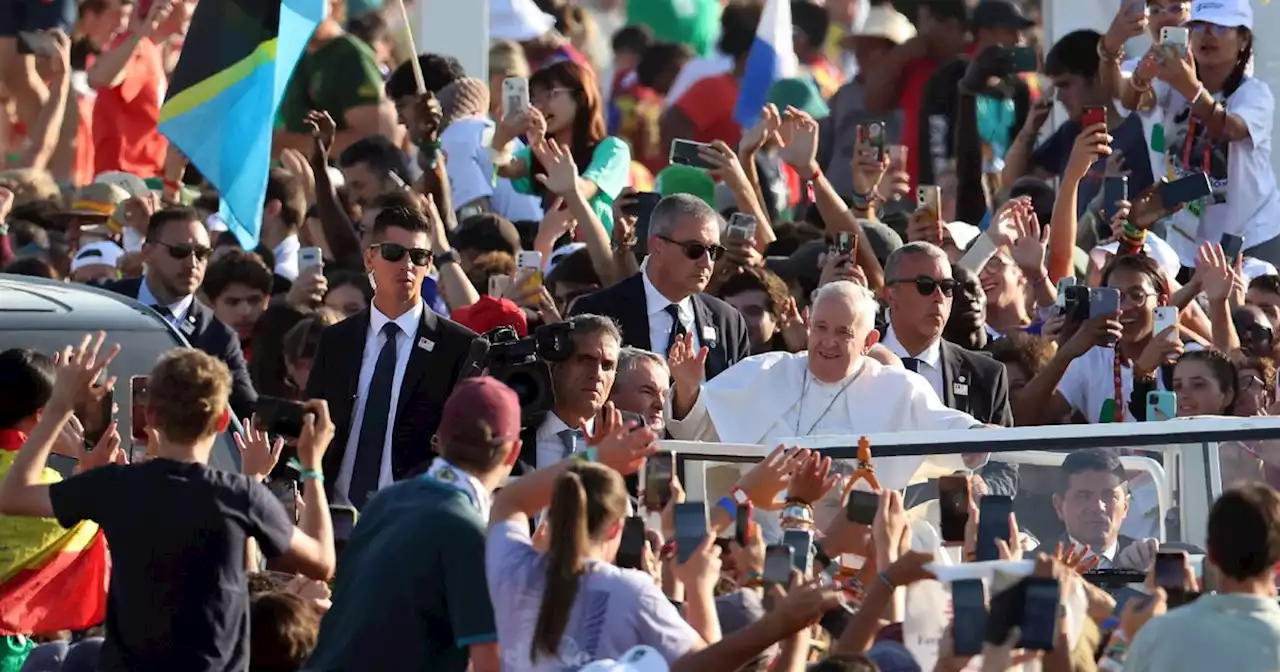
[0,274,170,332]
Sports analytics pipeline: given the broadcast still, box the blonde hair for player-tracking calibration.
[148,349,231,443]
[489,40,530,79]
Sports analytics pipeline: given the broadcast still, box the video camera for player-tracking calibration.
[484,321,577,426]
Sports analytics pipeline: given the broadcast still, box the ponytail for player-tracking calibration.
[532,471,590,663]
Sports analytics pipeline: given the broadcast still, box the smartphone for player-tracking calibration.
[643,451,674,510]
[1146,390,1177,421]
[45,454,79,478]
[76,386,114,446]
[1161,26,1190,62]
[330,505,358,542]
[832,232,855,257]
[516,250,543,291]
[1154,551,1186,591]
[673,502,708,564]
[1153,305,1178,339]
[17,31,57,57]
[937,475,970,543]
[1055,276,1077,309]
[952,579,988,656]
[669,139,717,170]
[886,144,908,169]
[782,529,814,577]
[487,274,511,298]
[252,396,307,439]
[727,212,758,242]
[269,478,299,523]
[617,516,647,570]
[857,122,886,160]
[501,76,529,120]
[130,376,149,443]
[1064,285,1091,323]
[845,490,879,526]
[1159,172,1213,210]
[1220,233,1245,262]
[764,545,793,585]
[1020,577,1061,651]
[976,495,1014,562]
[1089,287,1122,318]
[917,185,942,218]
[625,191,662,256]
[1005,45,1039,73]
[1101,175,1129,232]
[298,246,323,271]
[1082,105,1107,129]
[735,503,751,546]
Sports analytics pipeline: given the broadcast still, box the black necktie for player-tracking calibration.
[150,304,171,319]
[558,428,584,458]
[351,322,400,508]
[903,357,922,373]
[665,304,688,352]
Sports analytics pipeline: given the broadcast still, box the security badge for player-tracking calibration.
[701,325,716,343]
[417,337,435,352]
[952,373,969,398]
[180,313,197,336]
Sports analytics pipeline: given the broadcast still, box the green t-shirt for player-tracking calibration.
[627,0,722,57]
[0,636,33,672]
[279,34,384,134]
[513,136,632,234]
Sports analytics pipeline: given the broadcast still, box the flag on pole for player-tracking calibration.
[159,0,328,249]
[0,446,109,636]
[733,0,798,129]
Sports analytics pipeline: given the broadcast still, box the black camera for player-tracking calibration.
[484,322,577,426]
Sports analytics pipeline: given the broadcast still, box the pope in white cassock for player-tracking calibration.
[665,280,986,443]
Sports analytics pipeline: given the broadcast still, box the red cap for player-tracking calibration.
[438,376,522,444]
[451,296,528,338]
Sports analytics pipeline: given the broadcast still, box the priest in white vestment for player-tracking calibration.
[666,281,986,444]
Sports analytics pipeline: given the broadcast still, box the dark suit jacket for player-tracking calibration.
[306,307,485,498]
[938,340,1014,427]
[1033,533,1139,561]
[568,273,751,380]
[102,277,257,419]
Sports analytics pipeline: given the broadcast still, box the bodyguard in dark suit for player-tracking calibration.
[99,207,258,420]
[305,205,484,508]
[569,193,750,380]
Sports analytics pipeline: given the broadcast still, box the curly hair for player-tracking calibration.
[717,267,791,319]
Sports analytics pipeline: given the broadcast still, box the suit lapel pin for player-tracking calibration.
[180,315,196,336]
[701,325,716,343]
[417,337,435,352]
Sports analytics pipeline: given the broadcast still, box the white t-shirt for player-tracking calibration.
[439,115,544,222]
[1056,346,1167,424]
[1116,56,1168,194]
[1154,76,1280,266]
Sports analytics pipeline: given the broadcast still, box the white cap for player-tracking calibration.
[850,5,917,45]
[942,221,982,250]
[71,241,125,273]
[578,646,670,672]
[490,0,556,42]
[1191,0,1253,29]
[547,242,586,275]
[93,171,151,198]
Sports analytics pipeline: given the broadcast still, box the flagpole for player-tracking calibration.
[394,0,426,94]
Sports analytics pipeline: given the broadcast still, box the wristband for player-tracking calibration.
[730,486,750,505]
[876,571,896,591]
[742,571,764,588]
[715,496,736,519]
[850,190,873,210]
[297,468,323,483]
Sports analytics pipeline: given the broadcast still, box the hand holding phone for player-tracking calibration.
[643,451,675,511]
[669,139,717,170]
[617,517,648,570]
[727,213,757,243]
[130,376,150,443]
[253,396,307,439]
[937,475,970,543]
[976,495,1014,562]
[845,490,879,526]
[673,502,708,564]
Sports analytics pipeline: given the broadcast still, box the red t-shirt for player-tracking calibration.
[93,35,168,177]
[613,81,667,175]
[897,56,938,191]
[673,73,742,149]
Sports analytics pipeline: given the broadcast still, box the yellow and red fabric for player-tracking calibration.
[0,431,109,636]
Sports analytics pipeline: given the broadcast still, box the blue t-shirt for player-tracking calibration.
[1031,114,1154,218]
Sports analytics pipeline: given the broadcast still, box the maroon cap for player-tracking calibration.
[438,376,522,443]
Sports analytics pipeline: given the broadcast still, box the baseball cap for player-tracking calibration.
[655,165,716,207]
[1191,0,1252,28]
[843,5,917,47]
[766,78,830,120]
[579,646,670,672]
[62,182,130,219]
[438,377,522,444]
[970,0,1035,30]
[450,296,529,338]
[71,241,125,273]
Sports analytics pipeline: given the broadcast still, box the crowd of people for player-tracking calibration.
[3,0,1280,669]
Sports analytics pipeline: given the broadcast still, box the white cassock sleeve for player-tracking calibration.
[665,389,722,441]
[902,370,985,431]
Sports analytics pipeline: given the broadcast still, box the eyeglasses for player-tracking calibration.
[157,242,212,261]
[531,87,575,105]
[370,243,433,266]
[1189,22,1232,36]
[658,236,726,262]
[1149,2,1189,14]
[1117,288,1157,306]
[887,276,962,297]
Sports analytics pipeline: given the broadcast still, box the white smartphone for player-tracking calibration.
[299,246,323,271]
[1161,27,1190,60]
[1153,306,1178,339]
[502,77,530,120]
[917,185,942,216]
[488,274,512,298]
[516,250,543,291]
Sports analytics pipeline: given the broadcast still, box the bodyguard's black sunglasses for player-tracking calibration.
[888,275,962,297]
[157,242,212,261]
[371,242,432,267]
[658,235,726,261]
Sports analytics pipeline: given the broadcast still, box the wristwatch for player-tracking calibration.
[434,249,458,266]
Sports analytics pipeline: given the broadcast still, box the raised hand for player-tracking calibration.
[667,332,708,398]
[735,445,806,510]
[49,333,120,414]
[988,196,1029,248]
[1195,242,1238,302]
[785,451,839,505]
[851,145,889,198]
[235,416,285,482]
[304,110,337,158]
[777,108,820,177]
[77,422,125,473]
[739,103,781,155]
[294,400,335,469]
[1010,211,1050,277]
[697,140,751,191]
[410,91,443,145]
[1064,122,1111,182]
[533,139,581,196]
[582,402,658,475]
[778,297,809,352]
[1054,540,1100,573]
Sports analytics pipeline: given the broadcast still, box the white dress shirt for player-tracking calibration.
[534,413,595,470]
[642,267,699,358]
[881,327,945,402]
[334,302,424,505]
[135,275,196,332]
[272,234,301,282]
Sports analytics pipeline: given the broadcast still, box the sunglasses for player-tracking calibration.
[371,242,433,266]
[158,241,212,261]
[1189,23,1233,36]
[658,235,726,261]
[888,276,962,297]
